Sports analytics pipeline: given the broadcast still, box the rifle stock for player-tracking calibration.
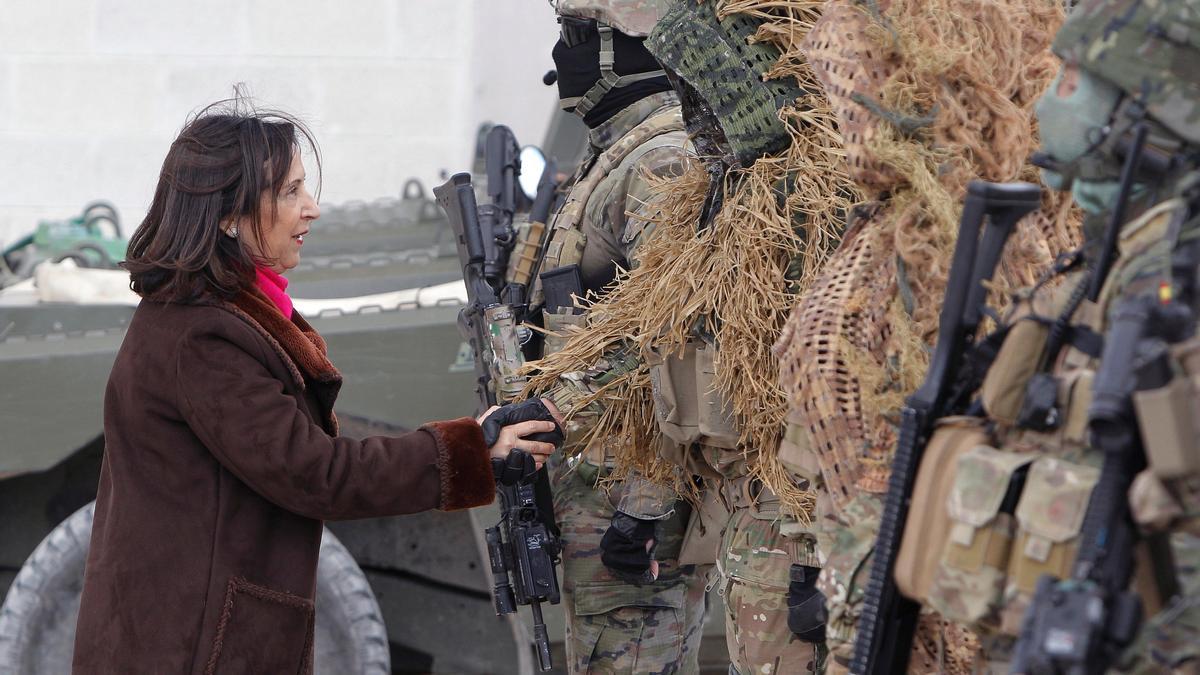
[851,181,1043,674]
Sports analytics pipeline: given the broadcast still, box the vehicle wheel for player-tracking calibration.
[0,501,91,674]
[0,502,390,674]
[314,529,391,675]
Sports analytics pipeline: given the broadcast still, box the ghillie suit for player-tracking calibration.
[524,1,861,672]
[533,2,716,672]
[815,0,1200,666]
[770,0,1080,670]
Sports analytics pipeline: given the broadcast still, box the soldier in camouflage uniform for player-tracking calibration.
[1026,0,1200,670]
[644,10,829,671]
[537,3,847,673]
[771,0,1074,670]
[529,2,710,672]
[800,0,1200,670]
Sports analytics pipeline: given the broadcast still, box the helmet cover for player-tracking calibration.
[646,0,806,167]
[1053,0,1200,145]
[555,0,673,37]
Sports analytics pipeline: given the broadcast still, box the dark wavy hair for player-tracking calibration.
[124,97,320,302]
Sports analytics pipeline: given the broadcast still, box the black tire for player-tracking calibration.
[0,503,390,674]
[0,501,91,674]
[314,529,391,675]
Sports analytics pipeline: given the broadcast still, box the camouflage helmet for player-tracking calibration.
[554,0,673,37]
[1053,0,1200,145]
[646,1,805,166]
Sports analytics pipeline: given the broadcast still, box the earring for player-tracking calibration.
[226,225,238,238]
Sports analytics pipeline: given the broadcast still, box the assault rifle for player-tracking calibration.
[436,125,560,408]
[437,129,563,672]
[1010,122,1187,674]
[851,181,1044,674]
[436,170,525,408]
[487,449,562,673]
[435,125,529,409]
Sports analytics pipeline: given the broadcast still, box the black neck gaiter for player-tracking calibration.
[551,27,671,128]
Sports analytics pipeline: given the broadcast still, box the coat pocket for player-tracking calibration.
[568,581,685,673]
[204,577,315,675]
[720,506,801,589]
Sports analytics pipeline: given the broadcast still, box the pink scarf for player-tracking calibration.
[255,267,293,319]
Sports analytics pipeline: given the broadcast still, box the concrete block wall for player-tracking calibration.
[0,0,558,246]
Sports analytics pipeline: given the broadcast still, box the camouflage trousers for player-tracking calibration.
[720,504,824,675]
[549,453,711,675]
[1119,532,1200,674]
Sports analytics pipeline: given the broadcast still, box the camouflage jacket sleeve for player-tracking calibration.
[579,140,689,285]
[542,343,640,437]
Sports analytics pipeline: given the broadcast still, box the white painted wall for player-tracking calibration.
[0,0,560,246]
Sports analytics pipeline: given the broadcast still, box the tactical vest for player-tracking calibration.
[529,105,685,462]
[893,196,1200,656]
[529,103,685,339]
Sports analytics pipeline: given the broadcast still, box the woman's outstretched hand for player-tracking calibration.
[477,398,564,469]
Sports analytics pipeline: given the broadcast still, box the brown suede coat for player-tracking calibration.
[72,289,494,674]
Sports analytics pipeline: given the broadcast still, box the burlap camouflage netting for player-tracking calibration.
[774,0,1081,670]
[778,0,1082,513]
[523,0,859,518]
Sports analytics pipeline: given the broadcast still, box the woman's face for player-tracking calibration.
[242,149,320,273]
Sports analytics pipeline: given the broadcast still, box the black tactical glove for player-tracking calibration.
[480,398,565,448]
[787,563,828,643]
[600,511,657,584]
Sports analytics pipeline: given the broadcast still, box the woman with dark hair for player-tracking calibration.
[72,101,560,673]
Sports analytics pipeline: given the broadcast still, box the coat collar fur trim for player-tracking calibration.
[223,287,342,389]
[198,287,343,434]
